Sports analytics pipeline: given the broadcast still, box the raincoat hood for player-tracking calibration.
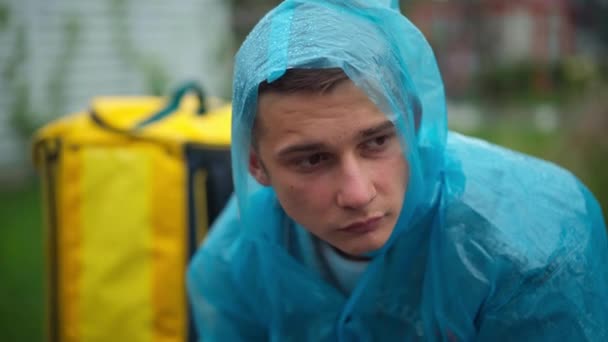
[231,0,446,251]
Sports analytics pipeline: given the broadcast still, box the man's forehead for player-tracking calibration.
[253,78,393,155]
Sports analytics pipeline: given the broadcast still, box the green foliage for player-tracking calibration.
[47,14,81,118]
[9,81,37,136]
[477,62,548,103]
[0,2,9,31]
[3,12,81,138]
[477,59,601,105]
[3,25,38,137]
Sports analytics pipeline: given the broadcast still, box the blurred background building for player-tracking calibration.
[407,0,605,97]
[1,0,607,341]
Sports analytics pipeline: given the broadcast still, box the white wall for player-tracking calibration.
[0,0,233,181]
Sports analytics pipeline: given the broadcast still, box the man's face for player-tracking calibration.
[250,80,409,256]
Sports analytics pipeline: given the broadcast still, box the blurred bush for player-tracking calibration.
[477,57,603,105]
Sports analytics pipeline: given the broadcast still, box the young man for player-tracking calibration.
[188,1,608,340]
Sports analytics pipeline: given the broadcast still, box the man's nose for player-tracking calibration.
[336,156,376,209]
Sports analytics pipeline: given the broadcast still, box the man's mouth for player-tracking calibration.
[340,214,385,234]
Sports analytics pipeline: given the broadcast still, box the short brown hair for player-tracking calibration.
[258,68,349,95]
[253,68,350,148]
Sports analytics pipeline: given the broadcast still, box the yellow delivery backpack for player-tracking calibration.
[32,82,232,342]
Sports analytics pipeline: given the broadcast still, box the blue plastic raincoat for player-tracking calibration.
[187,0,608,340]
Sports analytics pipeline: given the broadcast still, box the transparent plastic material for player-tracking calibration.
[188,0,608,340]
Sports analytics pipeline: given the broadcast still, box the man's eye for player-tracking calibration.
[372,136,387,146]
[363,134,391,150]
[295,153,328,170]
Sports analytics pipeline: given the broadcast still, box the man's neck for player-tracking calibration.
[330,244,371,262]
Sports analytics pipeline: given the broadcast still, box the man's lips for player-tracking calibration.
[340,214,385,234]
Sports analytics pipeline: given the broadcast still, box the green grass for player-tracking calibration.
[0,181,45,342]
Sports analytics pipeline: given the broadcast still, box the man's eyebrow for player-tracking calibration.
[276,121,395,159]
[277,142,326,159]
[359,120,395,138]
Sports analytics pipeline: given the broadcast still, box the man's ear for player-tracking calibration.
[249,148,271,186]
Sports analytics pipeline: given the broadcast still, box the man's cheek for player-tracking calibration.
[277,182,310,209]
[286,182,331,211]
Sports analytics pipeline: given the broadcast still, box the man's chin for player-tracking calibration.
[334,237,388,259]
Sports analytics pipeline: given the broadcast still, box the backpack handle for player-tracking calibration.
[134,81,207,129]
[89,81,208,135]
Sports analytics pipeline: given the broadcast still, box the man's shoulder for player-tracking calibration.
[436,133,608,318]
[442,132,603,273]
[445,131,583,198]
[444,132,592,224]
